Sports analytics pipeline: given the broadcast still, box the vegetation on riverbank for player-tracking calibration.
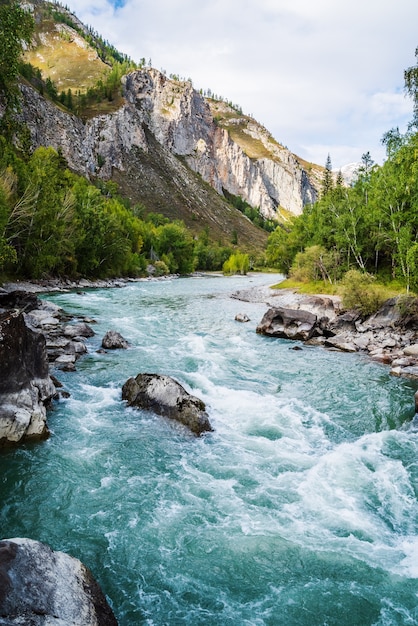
[266,48,418,298]
[0,139,263,279]
[274,272,410,317]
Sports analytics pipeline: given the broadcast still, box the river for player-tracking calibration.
[1,273,418,625]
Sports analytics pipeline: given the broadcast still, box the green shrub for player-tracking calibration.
[396,293,418,318]
[289,245,341,283]
[153,260,170,276]
[340,270,386,316]
[223,252,249,275]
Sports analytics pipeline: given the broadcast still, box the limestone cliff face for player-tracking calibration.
[18,68,318,220]
[123,70,318,218]
[20,83,147,179]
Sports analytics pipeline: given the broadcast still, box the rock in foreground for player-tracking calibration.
[122,373,213,435]
[0,310,56,448]
[0,538,117,625]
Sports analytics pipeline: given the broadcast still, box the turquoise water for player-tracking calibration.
[2,274,418,625]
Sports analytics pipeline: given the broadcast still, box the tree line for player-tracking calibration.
[266,48,418,294]
[0,141,244,279]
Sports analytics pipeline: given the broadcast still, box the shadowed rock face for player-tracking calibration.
[0,310,49,394]
[256,307,318,341]
[122,373,213,436]
[0,310,56,447]
[0,538,118,625]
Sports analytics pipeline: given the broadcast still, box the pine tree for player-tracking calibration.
[404,46,418,127]
[321,154,334,197]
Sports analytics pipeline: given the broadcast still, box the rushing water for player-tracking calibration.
[2,274,418,625]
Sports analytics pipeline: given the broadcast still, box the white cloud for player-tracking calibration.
[64,0,418,168]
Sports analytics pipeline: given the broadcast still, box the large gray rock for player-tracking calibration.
[404,344,418,357]
[122,373,213,435]
[101,330,130,350]
[0,310,56,448]
[0,538,117,625]
[256,307,317,341]
[324,334,358,353]
[63,322,95,338]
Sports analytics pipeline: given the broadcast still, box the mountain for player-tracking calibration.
[16,0,322,249]
[334,163,361,186]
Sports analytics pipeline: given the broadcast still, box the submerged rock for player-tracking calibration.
[122,373,213,435]
[0,538,117,625]
[235,313,250,323]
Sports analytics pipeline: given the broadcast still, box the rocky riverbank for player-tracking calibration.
[0,273,189,447]
[0,289,95,447]
[1,274,175,294]
[232,285,418,382]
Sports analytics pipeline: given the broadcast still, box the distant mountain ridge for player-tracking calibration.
[334,162,361,186]
[16,0,324,248]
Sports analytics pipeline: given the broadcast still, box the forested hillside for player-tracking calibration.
[267,47,418,295]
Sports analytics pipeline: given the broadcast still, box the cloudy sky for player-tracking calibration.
[64,0,418,169]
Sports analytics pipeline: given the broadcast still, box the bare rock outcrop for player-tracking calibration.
[18,66,318,226]
[123,70,318,219]
[0,538,117,625]
[122,373,213,435]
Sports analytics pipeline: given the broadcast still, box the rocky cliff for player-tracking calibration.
[18,71,319,243]
[123,71,319,218]
[19,67,318,225]
[8,0,325,248]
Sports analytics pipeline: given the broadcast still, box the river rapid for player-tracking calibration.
[2,273,418,625]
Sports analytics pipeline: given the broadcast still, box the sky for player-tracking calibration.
[63,0,418,169]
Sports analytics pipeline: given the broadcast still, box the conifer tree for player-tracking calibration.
[321,153,334,197]
[404,46,418,127]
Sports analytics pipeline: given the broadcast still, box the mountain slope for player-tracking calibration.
[16,0,323,249]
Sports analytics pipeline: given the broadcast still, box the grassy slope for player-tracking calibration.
[24,4,125,117]
[24,20,107,93]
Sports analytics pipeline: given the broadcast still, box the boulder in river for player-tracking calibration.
[235,313,250,323]
[102,330,130,349]
[0,538,117,625]
[256,306,317,341]
[122,373,213,435]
